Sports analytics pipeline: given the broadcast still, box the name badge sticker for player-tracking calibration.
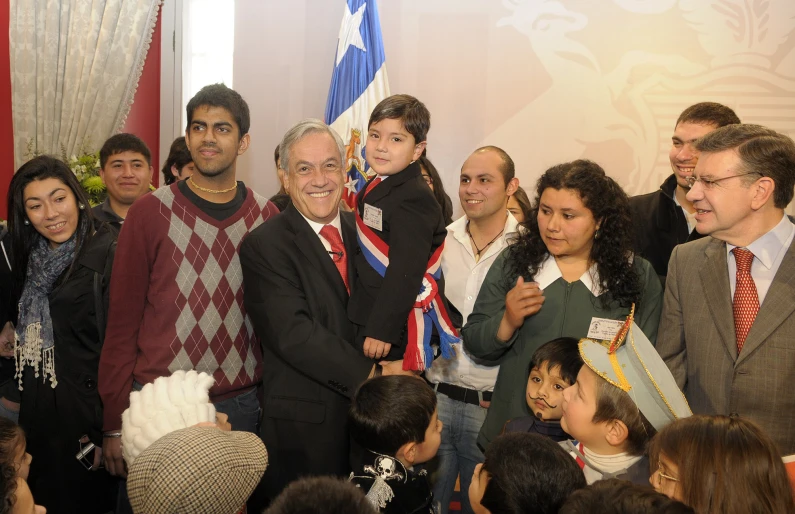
[586,317,625,341]
[363,204,383,231]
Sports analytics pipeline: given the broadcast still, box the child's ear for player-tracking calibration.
[604,419,629,448]
[396,441,417,466]
[412,141,427,161]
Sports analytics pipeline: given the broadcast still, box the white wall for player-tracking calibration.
[234,0,795,214]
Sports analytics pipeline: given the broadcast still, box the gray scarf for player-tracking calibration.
[15,235,77,389]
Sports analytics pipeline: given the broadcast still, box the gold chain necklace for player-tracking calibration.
[188,176,238,194]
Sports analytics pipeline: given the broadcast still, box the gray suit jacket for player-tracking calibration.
[657,234,795,455]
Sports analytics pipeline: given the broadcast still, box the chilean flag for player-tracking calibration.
[324,0,390,208]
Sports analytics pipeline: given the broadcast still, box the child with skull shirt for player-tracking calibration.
[349,376,442,514]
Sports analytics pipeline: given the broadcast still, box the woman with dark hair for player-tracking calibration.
[418,154,454,226]
[7,155,117,513]
[649,415,795,514]
[507,185,532,224]
[160,136,194,185]
[462,159,662,450]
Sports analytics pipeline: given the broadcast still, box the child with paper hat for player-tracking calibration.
[559,307,691,484]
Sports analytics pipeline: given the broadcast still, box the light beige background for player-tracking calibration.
[233,0,795,216]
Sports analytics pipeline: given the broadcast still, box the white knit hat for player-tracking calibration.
[121,370,216,467]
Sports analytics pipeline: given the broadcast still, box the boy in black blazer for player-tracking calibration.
[348,94,459,371]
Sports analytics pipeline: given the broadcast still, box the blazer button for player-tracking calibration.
[84,378,96,390]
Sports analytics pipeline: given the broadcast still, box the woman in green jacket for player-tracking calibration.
[462,159,662,450]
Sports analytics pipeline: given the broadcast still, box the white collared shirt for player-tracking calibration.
[425,212,520,391]
[534,254,605,297]
[298,211,343,254]
[726,215,795,305]
[673,191,697,234]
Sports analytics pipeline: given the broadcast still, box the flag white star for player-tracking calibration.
[345,177,359,194]
[336,2,367,66]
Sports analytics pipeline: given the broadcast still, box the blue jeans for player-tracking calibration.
[213,387,261,434]
[431,391,487,514]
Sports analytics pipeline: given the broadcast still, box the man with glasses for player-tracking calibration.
[630,103,740,284]
[656,124,795,455]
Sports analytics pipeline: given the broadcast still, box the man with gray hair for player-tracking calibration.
[656,124,795,455]
[240,119,411,499]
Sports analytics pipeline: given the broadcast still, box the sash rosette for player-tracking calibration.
[355,212,458,371]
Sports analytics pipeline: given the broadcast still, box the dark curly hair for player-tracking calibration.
[0,418,24,514]
[506,159,641,308]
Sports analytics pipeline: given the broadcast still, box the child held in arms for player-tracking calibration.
[348,376,443,513]
[560,309,691,484]
[504,337,582,441]
[348,94,459,372]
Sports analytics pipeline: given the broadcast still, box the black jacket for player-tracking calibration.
[91,199,123,234]
[240,205,373,497]
[503,416,570,443]
[19,225,118,514]
[0,226,12,325]
[629,175,703,283]
[0,227,16,402]
[350,450,435,514]
[348,162,456,359]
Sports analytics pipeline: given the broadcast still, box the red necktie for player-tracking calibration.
[732,247,759,353]
[320,225,349,293]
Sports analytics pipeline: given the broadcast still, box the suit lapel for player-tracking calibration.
[736,237,795,365]
[700,239,738,361]
[286,207,349,304]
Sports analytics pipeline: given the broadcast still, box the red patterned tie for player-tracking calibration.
[320,225,349,293]
[732,247,759,353]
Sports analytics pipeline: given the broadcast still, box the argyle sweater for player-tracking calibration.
[99,183,279,431]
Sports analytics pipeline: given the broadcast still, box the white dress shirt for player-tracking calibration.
[298,211,343,254]
[673,192,697,234]
[425,212,520,391]
[726,214,795,305]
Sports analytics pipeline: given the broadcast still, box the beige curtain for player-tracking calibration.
[10,0,162,167]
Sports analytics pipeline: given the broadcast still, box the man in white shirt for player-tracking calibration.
[656,124,795,455]
[425,146,519,514]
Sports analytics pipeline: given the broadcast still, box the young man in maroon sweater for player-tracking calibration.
[98,84,279,478]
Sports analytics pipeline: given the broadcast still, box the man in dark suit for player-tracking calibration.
[240,119,410,499]
[656,124,795,455]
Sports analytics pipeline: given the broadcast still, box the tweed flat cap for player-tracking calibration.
[127,425,268,514]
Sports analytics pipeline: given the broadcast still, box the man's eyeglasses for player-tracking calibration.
[656,460,679,486]
[684,171,761,189]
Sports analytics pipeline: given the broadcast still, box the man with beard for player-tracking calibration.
[630,103,740,284]
[99,84,279,478]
